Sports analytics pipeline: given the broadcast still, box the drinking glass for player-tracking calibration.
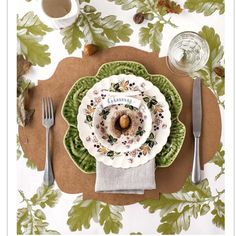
[167,31,210,74]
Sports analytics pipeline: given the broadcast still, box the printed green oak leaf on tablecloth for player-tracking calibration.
[67,196,124,234]
[193,26,225,108]
[140,177,225,234]
[60,4,133,54]
[17,11,53,66]
[17,135,36,169]
[211,143,225,180]
[79,0,91,3]
[184,0,225,16]
[17,185,61,235]
[108,0,180,52]
[139,144,225,235]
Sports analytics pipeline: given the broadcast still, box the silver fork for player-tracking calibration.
[42,97,55,186]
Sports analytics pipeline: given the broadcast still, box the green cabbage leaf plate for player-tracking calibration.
[62,61,186,173]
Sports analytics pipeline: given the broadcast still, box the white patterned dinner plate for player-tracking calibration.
[77,74,171,168]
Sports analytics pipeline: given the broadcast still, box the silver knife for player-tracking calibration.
[192,77,202,184]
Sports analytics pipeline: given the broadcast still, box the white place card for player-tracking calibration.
[102,95,141,108]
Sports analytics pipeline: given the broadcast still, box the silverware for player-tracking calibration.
[192,77,202,184]
[42,97,55,186]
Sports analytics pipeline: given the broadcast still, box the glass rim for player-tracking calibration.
[170,31,206,40]
[168,31,210,54]
[167,31,210,74]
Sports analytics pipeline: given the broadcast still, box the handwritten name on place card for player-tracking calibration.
[102,96,141,108]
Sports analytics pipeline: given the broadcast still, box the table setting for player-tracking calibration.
[17,0,225,234]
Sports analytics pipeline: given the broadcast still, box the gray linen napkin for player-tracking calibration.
[95,159,156,194]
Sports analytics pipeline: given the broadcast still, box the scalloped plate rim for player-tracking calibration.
[77,74,171,168]
[61,61,186,173]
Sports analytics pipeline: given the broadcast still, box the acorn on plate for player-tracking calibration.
[119,114,131,129]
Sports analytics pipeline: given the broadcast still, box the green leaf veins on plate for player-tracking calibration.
[184,0,225,16]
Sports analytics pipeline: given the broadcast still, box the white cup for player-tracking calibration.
[40,0,79,29]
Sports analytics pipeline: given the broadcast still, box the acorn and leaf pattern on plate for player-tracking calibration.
[142,95,167,131]
[109,80,147,92]
[87,132,121,159]
[96,104,146,149]
[82,80,168,161]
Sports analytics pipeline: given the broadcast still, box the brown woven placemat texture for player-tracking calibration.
[19,46,221,205]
